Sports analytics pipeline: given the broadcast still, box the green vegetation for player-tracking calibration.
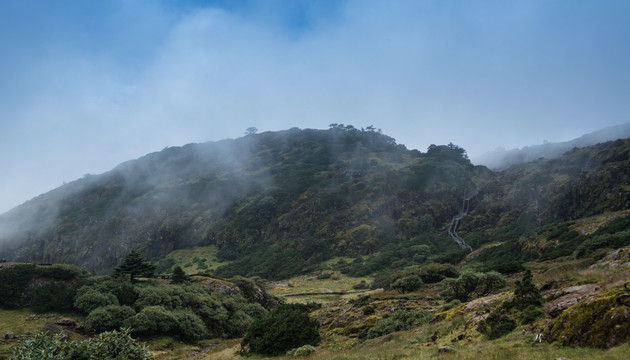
[113,249,156,282]
[241,303,321,356]
[363,309,433,339]
[9,328,152,360]
[441,270,507,302]
[2,130,630,359]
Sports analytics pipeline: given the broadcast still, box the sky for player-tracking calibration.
[1,0,629,214]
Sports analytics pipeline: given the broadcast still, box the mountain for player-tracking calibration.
[472,122,630,169]
[1,126,629,279]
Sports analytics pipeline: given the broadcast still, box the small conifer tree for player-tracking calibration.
[513,269,543,310]
[113,249,156,282]
[170,266,189,284]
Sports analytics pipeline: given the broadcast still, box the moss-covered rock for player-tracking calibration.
[544,286,630,348]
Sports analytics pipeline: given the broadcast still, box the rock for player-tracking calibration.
[438,346,454,353]
[56,319,76,327]
[544,284,602,317]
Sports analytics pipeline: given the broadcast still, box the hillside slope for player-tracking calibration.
[1,128,629,279]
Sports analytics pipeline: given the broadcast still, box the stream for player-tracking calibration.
[448,190,477,251]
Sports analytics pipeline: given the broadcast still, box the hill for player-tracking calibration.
[472,121,630,169]
[1,126,630,280]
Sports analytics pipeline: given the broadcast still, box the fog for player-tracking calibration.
[1,0,629,214]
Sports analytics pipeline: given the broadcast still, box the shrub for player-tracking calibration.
[77,328,152,360]
[0,264,37,308]
[519,305,545,325]
[391,275,423,294]
[123,306,177,335]
[287,344,317,357]
[74,290,119,314]
[441,270,507,302]
[171,310,208,340]
[224,310,252,338]
[135,285,184,309]
[10,328,152,360]
[352,280,370,290]
[418,263,459,283]
[365,309,433,339]
[37,264,87,281]
[440,299,461,312]
[87,305,135,332]
[242,304,320,355]
[30,282,75,313]
[111,281,139,306]
[477,310,516,339]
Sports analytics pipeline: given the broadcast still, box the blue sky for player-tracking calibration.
[1,0,629,213]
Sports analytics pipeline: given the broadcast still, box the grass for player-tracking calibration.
[164,245,231,274]
[0,309,85,359]
[268,272,374,304]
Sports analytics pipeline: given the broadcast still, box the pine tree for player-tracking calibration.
[513,269,543,310]
[170,265,189,284]
[113,249,155,282]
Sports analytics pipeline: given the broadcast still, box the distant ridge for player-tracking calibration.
[472,122,630,170]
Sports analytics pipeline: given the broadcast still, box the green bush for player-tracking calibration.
[74,290,119,314]
[441,270,507,302]
[519,305,545,325]
[171,310,208,340]
[87,305,135,332]
[287,344,317,356]
[135,285,184,309]
[242,304,320,356]
[440,299,461,312]
[364,309,433,339]
[0,264,37,308]
[418,263,459,283]
[110,281,139,306]
[477,310,516,339]
[37,264,87,281]
[391,275,423,294]
[123,306,177,335]
[9,329,152,360]
[30,282,75,313]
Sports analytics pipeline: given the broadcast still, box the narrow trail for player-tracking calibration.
[448,189,478,252]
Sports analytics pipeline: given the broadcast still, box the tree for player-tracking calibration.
[170,266,189,284]
[441,270,507,302]
[245,127,258,135]
[512,269,543,310]
[241,304,320,356]
[113,249,156,282]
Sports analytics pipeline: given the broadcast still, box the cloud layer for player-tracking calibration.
[1,0,629,213]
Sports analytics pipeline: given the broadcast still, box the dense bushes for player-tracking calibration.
[0,264,86,309]
[87,305,136,332]
[74,289,119,314]
[30,282,76,313]
[441,270,507,302]
[363,309,433,339]
[242,304,320,356]
[477,310,517,339]
[73,281,267,341]
[9,328,152,360]
[0,264,37,308]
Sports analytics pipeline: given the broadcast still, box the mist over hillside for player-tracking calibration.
[1,126,629,279]
[472,122,630,169]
